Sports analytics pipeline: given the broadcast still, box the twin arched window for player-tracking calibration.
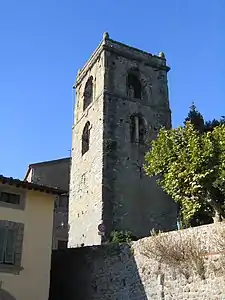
[127,71,142,99]
[82,121,90,155]
[83,76,93,111]
[130,114,146,144]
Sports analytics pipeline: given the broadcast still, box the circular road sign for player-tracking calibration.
[98,223,105,233]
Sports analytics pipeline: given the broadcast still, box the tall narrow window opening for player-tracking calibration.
[0,222,23,266]
[130,115,146,144]
[82,121,90,155]
[127,73,142,99]
[83,76,93,111]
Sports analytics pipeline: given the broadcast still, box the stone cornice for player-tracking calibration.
[74,36,170,89]
[103,38,170,71]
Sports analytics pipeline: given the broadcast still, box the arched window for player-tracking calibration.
[82,121,90,155]
[127,72,142,99]
[83,76,93,111]
[130,114,146,144]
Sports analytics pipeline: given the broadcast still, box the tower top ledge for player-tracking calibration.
[74,33,170,88]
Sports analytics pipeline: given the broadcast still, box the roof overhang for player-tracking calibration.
[0,175,67,196]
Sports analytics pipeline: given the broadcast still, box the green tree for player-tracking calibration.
[185,103,225,133]
[184,103,205,133]
[204,116,225,132]
[144,122,225,227]
[183,104,225,226]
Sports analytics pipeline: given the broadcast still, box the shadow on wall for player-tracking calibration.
[49,244,148,300]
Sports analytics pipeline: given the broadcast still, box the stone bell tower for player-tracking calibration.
[68,33,177,247]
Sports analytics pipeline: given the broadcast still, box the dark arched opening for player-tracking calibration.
[82,121,90,155]
[83,76,93,111]
[127,73,142,99]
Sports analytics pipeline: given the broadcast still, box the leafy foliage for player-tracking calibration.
[205,117,225,132]
[182,104,225,225]
[185,102,225,133]
[107,230,136,244]
[184,103,205,133]
[144,122,225,226]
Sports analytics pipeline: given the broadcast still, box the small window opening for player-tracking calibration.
[127,73,142,99]
[55,195,68,210]
[130,115,146,144]
[57,240,68,250]
[82,121,90,155]
[83,76,93,111]
[0,192,20,205]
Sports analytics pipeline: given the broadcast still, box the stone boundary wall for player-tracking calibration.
[49,223,225,300]
[133,223,225,299]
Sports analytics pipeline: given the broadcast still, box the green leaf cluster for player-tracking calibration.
[144,122,225,225]
[107,230,135,244]
[185,102,225,133]
[184,103,205,133]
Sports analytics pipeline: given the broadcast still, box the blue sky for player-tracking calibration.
[0,0,224,179]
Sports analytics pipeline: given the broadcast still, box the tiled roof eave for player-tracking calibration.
[0,175,67,196]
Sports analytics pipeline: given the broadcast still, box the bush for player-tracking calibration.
[107,230,137,244]
[141,231,206,279]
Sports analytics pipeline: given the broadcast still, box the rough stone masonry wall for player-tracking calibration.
[101,39,177,239]
[68,50,106,247]
[69,35,178,246]
[49,223,225,300]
